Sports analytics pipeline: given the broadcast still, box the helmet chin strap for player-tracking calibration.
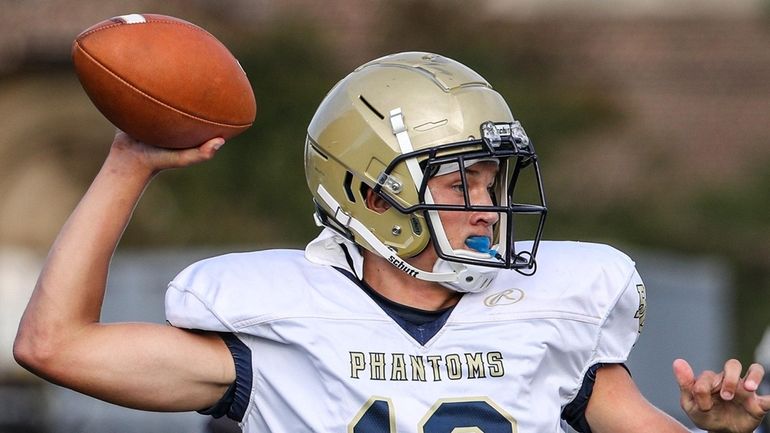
[392,107,501,292]
[315,185,498,293]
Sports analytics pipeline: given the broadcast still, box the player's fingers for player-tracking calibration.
[759,395,770,412]
[673,359,695,391]
[692,370,720,411]
[673,359,702,411]
[719,359,743,400]
[742,362,765,392]
[175,138,225,166]
[111,129,142,149]
[198,137,226,159]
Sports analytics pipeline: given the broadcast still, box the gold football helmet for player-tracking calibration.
[305,52,546,292]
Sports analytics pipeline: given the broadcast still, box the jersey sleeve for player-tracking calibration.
[197,333,253,422]
[164,249,332,334]
[165,254,239,332]
[164,250,298,333]
[561,268,646,432]
[592,268,646,363]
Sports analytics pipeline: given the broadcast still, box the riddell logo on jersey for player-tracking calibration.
[484,288,525,307]
[387,256,419,277]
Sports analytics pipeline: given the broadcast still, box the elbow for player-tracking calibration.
[12,339,35,372]
[13,326,60,377]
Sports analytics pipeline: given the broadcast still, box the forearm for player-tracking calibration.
[13,134,229,408]
[588,364,691,433]
[15,150,154,359]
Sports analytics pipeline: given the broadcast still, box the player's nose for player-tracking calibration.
[469,189,499,226]
[471,210,499,227]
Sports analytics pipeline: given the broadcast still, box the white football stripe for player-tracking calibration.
[113,14,146,24]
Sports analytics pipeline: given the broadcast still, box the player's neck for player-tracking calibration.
[361,251,461,311]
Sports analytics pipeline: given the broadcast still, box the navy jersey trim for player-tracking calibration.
[197,333,252,422]
[561,363,631,433]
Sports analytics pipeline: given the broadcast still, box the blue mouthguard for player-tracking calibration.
[465,236,498,256]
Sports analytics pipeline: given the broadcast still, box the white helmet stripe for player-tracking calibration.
[389,108,424,188]
[388,108,456,266]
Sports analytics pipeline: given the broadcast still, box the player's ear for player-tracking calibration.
[364,186,390,214]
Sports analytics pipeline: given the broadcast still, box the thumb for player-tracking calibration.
[172,137,225,167]
[673,358,695,392]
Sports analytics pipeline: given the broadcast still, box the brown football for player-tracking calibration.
[72,13,256,149]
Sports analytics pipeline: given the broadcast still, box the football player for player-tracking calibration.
[14,52,769,433]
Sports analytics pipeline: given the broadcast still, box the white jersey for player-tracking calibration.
[166,230,646,433]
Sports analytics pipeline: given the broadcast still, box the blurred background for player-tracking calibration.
[1,0,769,432]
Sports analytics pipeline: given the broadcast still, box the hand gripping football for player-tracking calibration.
[72,14,256,149]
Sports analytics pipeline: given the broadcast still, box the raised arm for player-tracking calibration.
[13,131,235,412]
[586,364,691,433]
[587,360,769,433]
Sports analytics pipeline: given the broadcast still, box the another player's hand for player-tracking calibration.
[108,130,225,174]
[673,358,770,433]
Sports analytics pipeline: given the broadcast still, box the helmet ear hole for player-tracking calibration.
[359,182,370,203]
[361,184,390,214]
[343,171,356,202]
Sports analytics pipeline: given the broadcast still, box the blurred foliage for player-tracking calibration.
[552,155,770,257]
